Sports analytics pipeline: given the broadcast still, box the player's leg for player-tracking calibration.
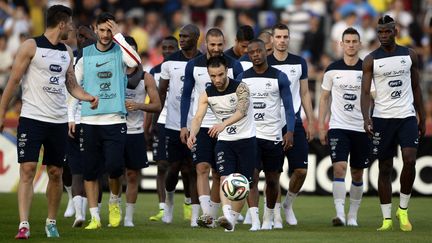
[247,139,261,231]
[180,163,192,221]
[62,163,74,218]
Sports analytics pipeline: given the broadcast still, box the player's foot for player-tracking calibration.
[217,216,233,231]
[64,199,75,218]
[85,217,102,230]
[332,216,346,226]
[261,220,273,230]
[347,217,358,227]
[396,208,412,232]
[197,214,216,228]
[237,213,244,223]
[377,219,393,231]
[283,205,298,225]
[124,220,134,227]
[108,202,121,227]
[149,209,164,221]
[162,203,174,224]
[45,223,60,238]
[183,203,192,221]
[273,215,283,229]
[15,227,30,239]
[249,221,261,231]
[72,217,85,228]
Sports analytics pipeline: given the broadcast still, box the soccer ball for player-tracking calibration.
[221,173,250,201]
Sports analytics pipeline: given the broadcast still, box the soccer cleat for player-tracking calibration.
[243,209,252,224]
[261,221,273,230]
[347,217,358,227]
[273,215,283,229]
[183,203,192,221]
[72,217,85,228]
[162,204,174,224]
[15,227,30,239]
[283,205,298,225]
[85,217,101,230]
[217,216,233,231]
[108,203,122,227]
[149,209,164,221]
[64,199,75,218]
[124,220,135,227]
[45,223,60,238]
[332,216,346,226]
[377,219,393,231]
[249,221,261,231]
[197,214,216,228]
[237,213,244,222]
[396,208,412,232]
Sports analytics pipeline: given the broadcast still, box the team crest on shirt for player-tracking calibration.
[229,97,236,104]
[265,81,272,89]
[60,53,68,62]
[400,58,406,66]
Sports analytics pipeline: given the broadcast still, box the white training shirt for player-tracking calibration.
[150,63,168,124]
[126,74,146,134]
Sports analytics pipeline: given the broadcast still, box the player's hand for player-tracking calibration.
[0,118,4,133]
[68,122,76,138]
[106,20,120,36]
[319,129,327,145]
[125,100,140,111]
[282,131,294,151]
[187,135,196,150]
[180,127,189,144]
[418,118,426,138]
[306,123,315,142]
[89,96,98,109]
[208,123,225,138]
[364,118,373,137]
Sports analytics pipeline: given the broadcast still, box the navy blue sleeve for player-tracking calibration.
[236,72,244,82]
[278,72,295,132]
[300,57,308,80]
[232,60,244,79]
[180,60,196,128]
[149,67,155,76]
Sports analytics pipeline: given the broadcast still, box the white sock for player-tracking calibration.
[82,197,88,219]
[166,190,175,205]
[89,207,100,221]
[124,203,135,222]
[348,182,363,219]
[199,195,211,215]
[284,191,298,209]
[65,186,73,200]
[97,203,102,214]
[46,218,56,225]
[399,193,411,209]
[19,221,29,229]
[73,196,83,219]
[191,204,200,223]
[184,197,192,205]
[209,201,220,218]
[109,192,120,204]
[231,210,239,225]
[333,180,346,218]
[159,202,166,211]
[249,207,260,225]
[264,207,274,222]
[380,203,392,219]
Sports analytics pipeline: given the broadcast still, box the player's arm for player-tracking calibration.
[154,61,170,125]
[108,20,141,68]
[232,59,244,79]
[126,73,161,113]
[409,48,426,137]
[65,47,98,109]
[0,39,35,131]
[188,92,208,149]
[279,73,295,150]
[180,60,196,143]
[299,59,315,141]
[208,82,250,138]
[360,54,374,136]
[318,69,333,145]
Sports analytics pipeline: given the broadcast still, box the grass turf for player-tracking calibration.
[0,193,431,242]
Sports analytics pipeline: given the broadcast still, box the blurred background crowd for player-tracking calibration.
[1,0,432,135]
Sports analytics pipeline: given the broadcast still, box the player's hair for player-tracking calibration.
[207,55,227,69]
[271,23,289,36]
[248,38,265,48]
[342,27,360,41]
[378,15,395,25]
[96,12,116,26]
[124,36,137,49]
[46,5,72,28]
[236,25,254,41]
[163,36,178,44]
[206,28,224,40]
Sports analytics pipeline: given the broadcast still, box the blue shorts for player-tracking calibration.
[152,123,167,161]
[66,124,85,174]
[328,129,371,169]
[283,122,309,173]
[214,137,257,182]
[165,128,192,163]
[256,138,284,172]
[191,128,217,167]
[81,123,126,180]
[17,117,67,166]
[125,133,149,170]
[371,116,419,161]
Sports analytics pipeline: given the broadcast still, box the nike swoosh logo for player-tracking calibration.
[174,67,181,70]
[96,61,110,67]
[42,55,47,58]
[379,64,385,68]
[197,73,206,76]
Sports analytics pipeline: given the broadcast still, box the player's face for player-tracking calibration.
[206,35,224,57]
[162,40,178,59]
[248,42,266,66]
[208,65,228,90]
[77,26,96,49]
[96,22,113,46]
[341,34,361,57]
[264,40,274,55]
[235,40,250,56]
[60,17,74,41]
[273,29,289,52]
[179,29,196,51]
[377,24,396,47]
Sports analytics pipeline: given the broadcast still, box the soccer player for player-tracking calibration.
[224,25,254,60]
[268,23,315,226]
[158,24,201,227]
[122,36,161,227]
[319,27,372,227]
[241,39,295,230]
[361,15,425,232]
[75,12,141,229]
[0,5,98,239]
[180,28,243,227]
[187,56,256,232]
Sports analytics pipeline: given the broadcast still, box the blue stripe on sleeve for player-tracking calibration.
[180,60,196,128]
[278,72,295,132]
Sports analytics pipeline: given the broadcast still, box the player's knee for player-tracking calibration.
[402,156,416,168]
[47,166,63,181]
[20,164,37,182]
[196,164,210,175]
[157,160,169,173]
[126,170,139,184]
[294,168,307,178]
